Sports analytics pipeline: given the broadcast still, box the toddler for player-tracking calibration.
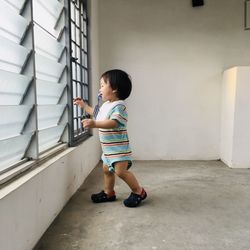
[74,69,147,207]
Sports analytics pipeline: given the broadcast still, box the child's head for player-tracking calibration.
[101,69,132,100]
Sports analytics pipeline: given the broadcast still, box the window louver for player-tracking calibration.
[0,0,68,173]
[0,0,90,175]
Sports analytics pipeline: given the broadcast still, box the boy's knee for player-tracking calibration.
[115,168,126,179]
[114,161,129,178]
[103,165,110,175]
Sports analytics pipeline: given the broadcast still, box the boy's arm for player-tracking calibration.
[82,119,117,129]
[82,103,94,116]
[73,97,94,115]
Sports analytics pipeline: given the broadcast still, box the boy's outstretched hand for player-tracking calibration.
[82,119,96,128]
[73,97,85,108]
[82,119,117,129]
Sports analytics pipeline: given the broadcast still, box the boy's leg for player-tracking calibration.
[103,164,115,195]
[90,164,116,203]
[114,161,142,195]
[114,161,147,207]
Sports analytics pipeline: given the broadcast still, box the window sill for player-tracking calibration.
[0,143,68,188]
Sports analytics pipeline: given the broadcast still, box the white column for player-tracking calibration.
[221,66,250,168]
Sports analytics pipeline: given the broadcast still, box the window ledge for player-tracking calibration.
[0,143,69,192]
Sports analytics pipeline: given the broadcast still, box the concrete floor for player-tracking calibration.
[34,160,250,250]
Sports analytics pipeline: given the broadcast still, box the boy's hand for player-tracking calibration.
[73,97,85,108]
[82,119,96,128]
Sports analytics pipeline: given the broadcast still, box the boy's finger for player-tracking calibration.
[73,97,82,101]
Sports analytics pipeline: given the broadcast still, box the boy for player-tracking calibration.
[74,69,147,207]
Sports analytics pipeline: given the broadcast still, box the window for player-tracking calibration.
[0,0,90,179]
[69,0,90,145]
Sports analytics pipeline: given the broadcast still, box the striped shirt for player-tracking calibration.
[96,100,132,167]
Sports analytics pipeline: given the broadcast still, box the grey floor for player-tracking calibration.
[34,161,250,250]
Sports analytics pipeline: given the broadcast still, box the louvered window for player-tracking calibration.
[0,0,90,176]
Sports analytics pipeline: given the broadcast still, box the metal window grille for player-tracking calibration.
[68,0,90,145]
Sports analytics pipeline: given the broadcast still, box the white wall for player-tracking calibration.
[99,0,250,160]
[221,66,250,168]
[0,1,101,250]
[233,68,250,167]
[0,141,101,250]
[220,67,237,167]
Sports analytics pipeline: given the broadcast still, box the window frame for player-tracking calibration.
[67,0,91,146]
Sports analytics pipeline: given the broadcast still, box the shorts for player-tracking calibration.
[101,153,132,172]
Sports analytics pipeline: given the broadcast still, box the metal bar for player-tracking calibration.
[57,104,68,125]
[20,105,35,134]
[85,0,91,114]
[20,21,33,45]
[71,79,88,86]
[54,6,65,30]
[65,0,74,146]
[59,123,69,143]
[73,2,78,95]
[57,85,67,104]
[73,2,80,129]
[19,0,30,15]
[58,65,68,83]
[23,132,36,160]
[19,77,34,104]
[79,0,84,123]
[57,26,66,42]
[20,50,33,74]
[23,0,39,159]
[58,46,67,63]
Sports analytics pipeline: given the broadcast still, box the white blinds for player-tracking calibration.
[0,0,68,173]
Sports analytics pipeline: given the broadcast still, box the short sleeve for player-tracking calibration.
[109,104,128,127]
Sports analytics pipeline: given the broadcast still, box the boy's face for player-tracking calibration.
[99,77,118,102]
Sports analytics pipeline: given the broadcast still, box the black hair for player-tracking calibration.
[101,69,132,100]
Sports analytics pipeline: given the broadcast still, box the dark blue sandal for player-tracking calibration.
[123,189,147,207]
[91,190,116,203]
